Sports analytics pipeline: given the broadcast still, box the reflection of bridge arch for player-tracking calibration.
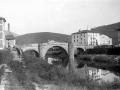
[24,49,39,57]
[74,48,84,55]
[45,46,69,67]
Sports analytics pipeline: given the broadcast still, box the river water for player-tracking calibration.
[47,56,120,83]
[76,64,120,83]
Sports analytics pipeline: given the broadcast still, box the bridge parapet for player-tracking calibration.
[16,43,39,52]
[17,43,39,48]
[41,42,68,46]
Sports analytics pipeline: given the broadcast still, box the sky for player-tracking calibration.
[0,0,120,35]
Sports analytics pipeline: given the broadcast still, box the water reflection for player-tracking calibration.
[77,65,120,83]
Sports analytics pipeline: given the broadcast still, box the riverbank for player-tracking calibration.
[1,50,120,90]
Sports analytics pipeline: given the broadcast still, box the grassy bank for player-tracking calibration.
[76,54,119,63]
[2,50,120,90]
[0,50,13,64]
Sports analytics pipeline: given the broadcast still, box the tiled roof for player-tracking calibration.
[5,34,15,40]
[72,30,93,35]
[0,17,6,22]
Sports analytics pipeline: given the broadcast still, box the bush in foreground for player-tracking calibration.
[0,50,13,64]
[8,53,120,90]
[8,61,36,90]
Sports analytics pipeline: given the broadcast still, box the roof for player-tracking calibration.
[5,34,15,40]
[0,17,6,22]
[72,30,93,35]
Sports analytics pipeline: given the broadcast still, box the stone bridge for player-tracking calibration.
[17,41,94,58]
[18,42,68,58]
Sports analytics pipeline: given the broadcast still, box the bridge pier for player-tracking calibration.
[68,43,75,73]
[38,43,40,57]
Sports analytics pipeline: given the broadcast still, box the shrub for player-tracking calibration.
[86,48,107,54]
[93,55,115,64]
[0,66,4,83]
[107,47,120,55]
[0,50,13,64]
[8,61,26,86]
[76,55,93,62]
[8,60,36,90]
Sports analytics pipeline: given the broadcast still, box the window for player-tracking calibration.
[77,40,78,42]
[74,40,75,42]
[0,32,3,39]
[0,25,2,31]
[0,40,3,48]
[74,35,75,38]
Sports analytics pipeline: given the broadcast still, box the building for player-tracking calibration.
[5,34,15,48]
[100,34,112,45]
[71,30,100,46]
[0,17,6,49]
[0,17,16,49]
[5,23,16,48]
[71,30,112,46]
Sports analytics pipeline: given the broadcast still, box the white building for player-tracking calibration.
[100,34,112,45]
[72,30,100,46]
[0,17,6,49]
[72,30,112,46]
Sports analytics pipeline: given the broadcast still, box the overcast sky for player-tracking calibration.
[0,0,120,35]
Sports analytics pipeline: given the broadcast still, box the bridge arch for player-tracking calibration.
[45,45,68,55]
[24,49,39,57]
[45,46,69,67]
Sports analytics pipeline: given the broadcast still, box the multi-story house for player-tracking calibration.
[72,30,112,46]
[5,23,16,48]
[0,17,16,49]
[71,30,100,46]
[0,17,6,49]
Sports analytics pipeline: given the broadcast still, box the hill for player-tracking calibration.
[90,22,120,45]
[16,32,70,45]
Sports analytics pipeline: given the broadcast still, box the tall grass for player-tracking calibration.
[22,53,120,90]
[4,52,120,90]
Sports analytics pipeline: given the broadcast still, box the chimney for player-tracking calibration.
[8,23,11,34]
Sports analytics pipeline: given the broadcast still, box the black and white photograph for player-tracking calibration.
[0,0,120,90]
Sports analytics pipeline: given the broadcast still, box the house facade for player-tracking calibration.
[0,17,6,49]
[71,30,100,46]
[0,17,16,49]
[71,30,112,46]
